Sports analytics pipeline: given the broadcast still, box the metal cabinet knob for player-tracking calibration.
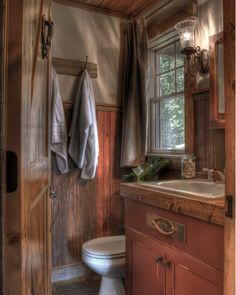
[156,256,163,263]
[163,260,171,267]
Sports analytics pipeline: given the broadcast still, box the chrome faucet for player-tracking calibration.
[202,168,214,181]
[202,168,225,183]
[214,170,225,183]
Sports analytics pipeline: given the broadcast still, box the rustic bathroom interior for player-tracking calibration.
[1,0,235,294]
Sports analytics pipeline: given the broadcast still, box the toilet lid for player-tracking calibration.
[82,235,125,258]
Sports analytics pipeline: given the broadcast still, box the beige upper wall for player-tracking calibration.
[52,3,124,105]
[146,0,223,89]
[195,0,223,88]
[53,0,223,101]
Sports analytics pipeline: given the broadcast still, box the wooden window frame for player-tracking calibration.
[147,31,186,157]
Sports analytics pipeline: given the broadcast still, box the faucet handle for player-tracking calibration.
[202,168,213,173]
[202,168,214,181]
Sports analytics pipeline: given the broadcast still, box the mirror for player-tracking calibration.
[209,32,224,128]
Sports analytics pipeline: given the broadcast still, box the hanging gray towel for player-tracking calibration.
[68,70,99,180]
[51,67,69,174]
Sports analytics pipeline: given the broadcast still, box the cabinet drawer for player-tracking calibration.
[125,199,224,270]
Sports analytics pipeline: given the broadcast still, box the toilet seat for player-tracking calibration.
[82,235,126,295]
[82,235,125,259]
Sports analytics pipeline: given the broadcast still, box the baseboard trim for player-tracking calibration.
[52,263,92,283]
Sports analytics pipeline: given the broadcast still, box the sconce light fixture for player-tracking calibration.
[175,18,209,77]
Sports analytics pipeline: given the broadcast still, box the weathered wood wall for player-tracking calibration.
[194,90,225,171]
[51,90,225,275]
[51,105,124,269]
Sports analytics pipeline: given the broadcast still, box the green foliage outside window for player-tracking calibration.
[151,41,185,151]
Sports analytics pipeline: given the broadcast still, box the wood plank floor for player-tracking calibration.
[53,277,100,295]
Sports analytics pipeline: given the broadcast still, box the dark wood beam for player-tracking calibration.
[52,57,97,78]
[53,0,130,19]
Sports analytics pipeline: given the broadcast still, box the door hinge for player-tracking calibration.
[225,195,233,218]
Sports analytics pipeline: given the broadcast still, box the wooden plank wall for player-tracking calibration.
[194,90,225,172]
[50,90,225,270]
[51,106,124,268]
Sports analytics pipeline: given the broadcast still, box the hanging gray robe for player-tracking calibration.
[51,67,69,174]
[68,70,99,180]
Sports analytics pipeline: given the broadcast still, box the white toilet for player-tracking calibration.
[82,235,125,295]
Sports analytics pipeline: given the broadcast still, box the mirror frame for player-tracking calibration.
[209,31,225,129]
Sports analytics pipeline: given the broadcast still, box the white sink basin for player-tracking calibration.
[140,179,225,199]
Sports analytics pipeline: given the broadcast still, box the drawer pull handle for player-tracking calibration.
[152,218,175,235]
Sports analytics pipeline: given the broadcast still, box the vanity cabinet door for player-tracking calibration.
[126,228,165,295]
[165,247,223,295]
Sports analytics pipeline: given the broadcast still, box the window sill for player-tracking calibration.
[146,153,183,158]
[146,153,182,170]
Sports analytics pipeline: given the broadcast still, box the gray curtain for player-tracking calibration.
[121,19,148,167]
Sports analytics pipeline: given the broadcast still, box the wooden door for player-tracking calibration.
[223,0,235,294]
[166,247,223,295]
[126,228,165,295]
[5,0,52,294]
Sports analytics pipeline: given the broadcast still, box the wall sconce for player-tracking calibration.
[175,18,209,77]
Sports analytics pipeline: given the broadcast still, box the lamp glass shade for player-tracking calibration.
[175,19,197,49]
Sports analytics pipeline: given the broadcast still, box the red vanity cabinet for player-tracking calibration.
[125,199,224,295]
[126,228,165,295]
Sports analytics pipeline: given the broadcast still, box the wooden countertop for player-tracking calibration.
[120,182,225,226]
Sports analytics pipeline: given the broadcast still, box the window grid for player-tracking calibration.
[148,39,185,154]
[154,41,184,101]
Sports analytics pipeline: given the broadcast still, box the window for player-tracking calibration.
[148,33,185,154]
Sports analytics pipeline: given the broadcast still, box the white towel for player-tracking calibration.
[68,70,99,180]
[51,67,69,174]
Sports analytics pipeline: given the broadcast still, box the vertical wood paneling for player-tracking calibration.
[51,158,62,266]
[96,111,105,236]
[67,170,77,264]
[51,108,124,268]
[223,0,235,292]
[193,91,225,172]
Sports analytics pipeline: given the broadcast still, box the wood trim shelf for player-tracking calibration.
[192,88,210,95]
[52,57,97,78]
[63,100,121,112]
[192,89,210,101]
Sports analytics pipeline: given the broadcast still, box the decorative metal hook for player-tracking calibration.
[79,56,88,75]
[83,56,88,71]
[42,15,54,59]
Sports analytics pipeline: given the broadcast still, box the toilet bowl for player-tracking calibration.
[82,235,125,295]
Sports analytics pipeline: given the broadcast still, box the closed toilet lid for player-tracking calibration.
[82,235,125,258]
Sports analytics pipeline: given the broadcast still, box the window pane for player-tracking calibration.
[149,37,185,153]
[150,101,160,149]
[159,96,185,150]
[176,42,184,67]
[159,71,175,96]
[158,44,175,74]
[176,68,184,92]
